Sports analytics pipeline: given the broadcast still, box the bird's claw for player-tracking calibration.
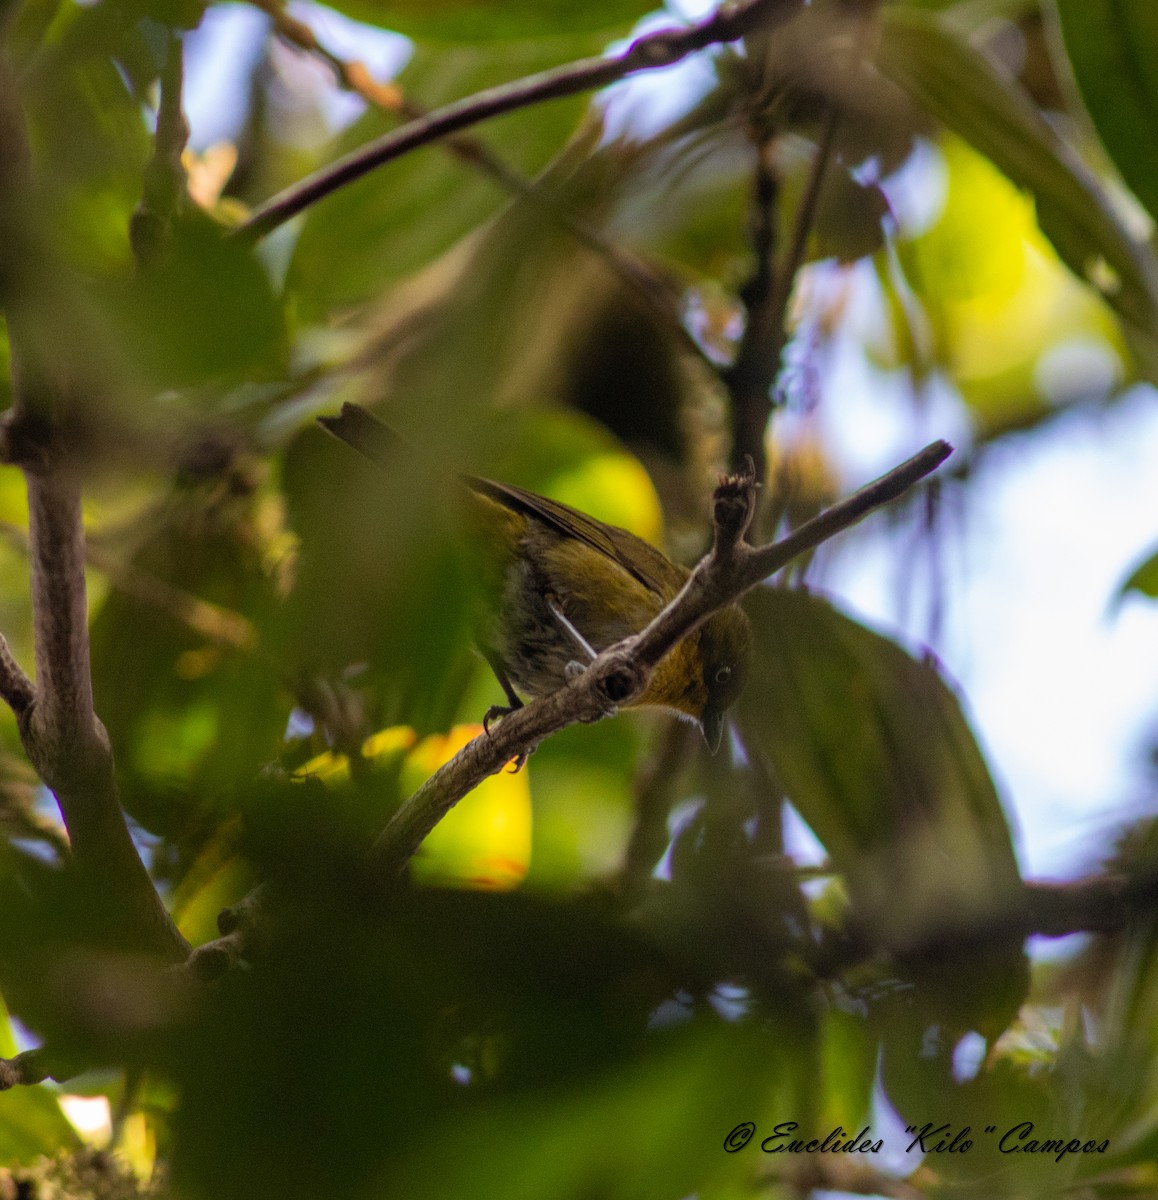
[483,704,532,771]
[483,704,515,735]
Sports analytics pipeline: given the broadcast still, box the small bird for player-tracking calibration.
[318,403,751,752]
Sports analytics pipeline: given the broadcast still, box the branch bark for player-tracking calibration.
[726,110,839,477]
[0,52,187,962]
[368,439,952,879]
[236,0,804,243]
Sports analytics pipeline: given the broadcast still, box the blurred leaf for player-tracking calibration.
[318,0,652,40]
[171,825,253,946]
[889,136,1127,436]
[278,422,479,736]
[0,1085,80,1166]
[287,35,607,321]
[815,1005,877,1133]
[90,473,289,837]
[1054,0,1158,226]
[1039,878,1158,1184]
[1123,548,1158,601]
[19,39,150,276]
[107,212,287,389]
[810,169,888,264]
[5,0,69,66]
[168,886,713,1200]
[1118,543,1158,602]
[625,132,752,279]
[381,1022,801,1200]
[877,7,1158,337]
[738,588,1021,953]
[484,408,666,544]
[521,717,638,884]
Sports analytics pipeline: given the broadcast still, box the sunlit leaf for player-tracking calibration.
[890,136,1127,435]
[402,724,532,890]
[877,7,1158,337]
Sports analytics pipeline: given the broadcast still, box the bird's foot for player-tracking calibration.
[482,703,531,771]
[483,703,517,735]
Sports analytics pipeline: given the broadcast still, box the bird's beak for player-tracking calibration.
[701,707,725,754]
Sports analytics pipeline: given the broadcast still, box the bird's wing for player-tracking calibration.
[464,476,687,598]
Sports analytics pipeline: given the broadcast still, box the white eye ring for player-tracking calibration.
[714,666,732,685]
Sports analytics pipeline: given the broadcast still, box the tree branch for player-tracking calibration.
[0,55,187,962]
[726,109,839,477]
[182,884,271,982]
[0,518,256,652]
[0,1048,51,1091]
[236,0,803,243]
[249,0,720,376]
[368,439,952,879]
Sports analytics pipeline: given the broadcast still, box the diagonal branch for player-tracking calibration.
[236,0,804,243]
[250,0,719,374]
[368,438,951,878]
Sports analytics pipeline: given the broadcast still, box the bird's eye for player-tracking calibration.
[714,666,732,685]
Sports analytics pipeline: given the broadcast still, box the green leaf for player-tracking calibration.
[89,477,290,837]
[1054,0,1158,227]
[316,0,652,41]
[738,588,1022,954]
[1118,544,1158,602]
[379,1023,803,1200]
[0,999,79,1164]
[876,7,1158,336]
[19,46,150,276]
[0,1087,80,1165]
[109,212,287,388]
[287,34,608,321]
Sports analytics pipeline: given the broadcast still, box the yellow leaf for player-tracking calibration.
[402,725,531,890]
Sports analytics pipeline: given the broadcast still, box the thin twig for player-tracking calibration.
[236,0,802,243]
[725,137,779,475]
[815,866,1158,984]
[0,632,34,715]
[367,439,951,879]
[1023,872,1148,937]
[620,718,696,894]
[726,109,839,476]
[0,519,256,651]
